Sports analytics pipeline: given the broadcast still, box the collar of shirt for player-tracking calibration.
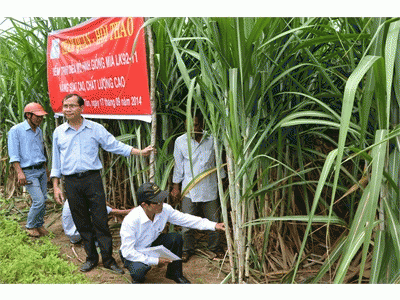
[62,118,92,133]
[22,120,41,134]
[187,130,211,145]
[22,120,31,131]
[138,206,152,224]
[137,205,165,225]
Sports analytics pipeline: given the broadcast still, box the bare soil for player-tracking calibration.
[38,209,230,284]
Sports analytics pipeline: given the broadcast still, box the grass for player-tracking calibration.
[0,215,90,284]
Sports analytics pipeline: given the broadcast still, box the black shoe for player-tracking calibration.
[80,261,97,272]
[182,251,193,263]
[131,280,140,284]
[104,262,125,274]
[213,249,226,259]
[166,274,191,284]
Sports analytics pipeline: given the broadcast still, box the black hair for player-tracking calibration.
[189,108,204,126]
[63,93,85,106]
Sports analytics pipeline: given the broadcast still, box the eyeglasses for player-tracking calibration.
[62,104,81,109]
[31,113,44,118]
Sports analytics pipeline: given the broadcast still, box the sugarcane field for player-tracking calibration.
[1,14,400,288]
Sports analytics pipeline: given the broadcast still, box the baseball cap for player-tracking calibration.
[24,103,48,116]
[137,182,169,205]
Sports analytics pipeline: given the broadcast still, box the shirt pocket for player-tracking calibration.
[82,136,99,156]
[200,150,214,168]
[84,144,98,156]
[154,224,165,235]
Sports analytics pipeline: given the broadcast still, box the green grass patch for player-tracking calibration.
[0,215,90,284]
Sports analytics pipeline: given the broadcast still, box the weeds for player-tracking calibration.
[0,215,90,284]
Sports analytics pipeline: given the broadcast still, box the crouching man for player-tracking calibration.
[119,182,225,284]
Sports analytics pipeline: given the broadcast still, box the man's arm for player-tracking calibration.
[130,145,154,157]
[8,127,26,186]
[215,223,225,231]
[167,203,224,232]
[97,124,154,157]
[50,131,64,205]
[170,183,181,203]
[171,138,184,202]
[12,162,27,186]
[52,177,64,205]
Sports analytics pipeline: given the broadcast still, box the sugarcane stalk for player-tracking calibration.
[213,135,236,283]
[224,141,238,282]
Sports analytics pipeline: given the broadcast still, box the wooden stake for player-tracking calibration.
[145,18,157,183]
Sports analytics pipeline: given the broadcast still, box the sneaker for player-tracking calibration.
[26,228,40,237]
[37,226,49,236]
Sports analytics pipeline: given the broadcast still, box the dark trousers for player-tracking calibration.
[182,197,221,252]
[64,170,115,267]
[120,232,183,283]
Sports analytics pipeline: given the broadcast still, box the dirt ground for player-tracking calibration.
[36,208,230,284]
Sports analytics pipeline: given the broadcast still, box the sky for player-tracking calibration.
[0,0,390,20]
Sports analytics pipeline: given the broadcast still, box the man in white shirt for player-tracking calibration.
[171,110,226,262]
[119,182,225,284]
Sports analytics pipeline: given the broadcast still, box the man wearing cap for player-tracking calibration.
[119,182,225,284]
[7,102,49,237]
[51,93,154,274]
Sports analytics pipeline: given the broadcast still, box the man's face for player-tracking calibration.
[144,202,163,216]
[186,116,203,135]
[27,113,44,127]
[62,96,83,121]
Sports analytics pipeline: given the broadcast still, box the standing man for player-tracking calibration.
[7,103,49,237]
[51,93,154,274]
[171,110,226,262]
[119,182,225,284]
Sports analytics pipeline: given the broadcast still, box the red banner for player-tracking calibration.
[47,17,151,122]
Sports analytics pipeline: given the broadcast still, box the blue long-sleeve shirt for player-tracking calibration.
[172,132,225,202]
[50,118,132,178]
[7,120,46,168]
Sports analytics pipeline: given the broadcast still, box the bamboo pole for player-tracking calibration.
[146,18,157,183]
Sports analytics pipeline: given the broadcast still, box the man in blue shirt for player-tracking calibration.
[7,102,49,238]
[51,93,154,274]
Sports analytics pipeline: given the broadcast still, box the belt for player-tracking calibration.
[22,162,45,170]
[64,170,100,178]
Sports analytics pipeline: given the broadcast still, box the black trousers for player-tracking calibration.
[120,232,183,283]
[64,170,115,267]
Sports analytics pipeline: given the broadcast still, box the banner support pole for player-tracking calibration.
[146,18,156,183]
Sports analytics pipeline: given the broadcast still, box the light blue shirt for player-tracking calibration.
[172,132,225,202]
[50,118,132,177]
[120,203,216,265]
[7,120,46,168]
